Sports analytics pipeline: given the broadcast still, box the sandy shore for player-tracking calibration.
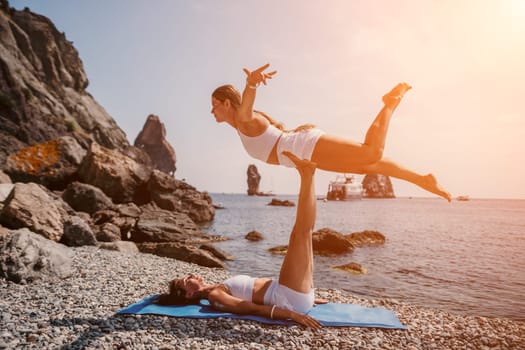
[1,246,523,349]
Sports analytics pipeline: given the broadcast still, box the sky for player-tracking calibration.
[10,0,525,199]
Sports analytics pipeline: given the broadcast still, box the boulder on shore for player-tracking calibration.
[4,136,86,190]
[138,242,226,268]
[0,228,73,283]
[78,142,152,204]
[0,182,71,241]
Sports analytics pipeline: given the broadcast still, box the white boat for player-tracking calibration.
[326,174,363,200]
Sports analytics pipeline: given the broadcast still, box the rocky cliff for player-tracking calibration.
[0,0,129,165]
[0,2,225,277]
[362,174,395,198]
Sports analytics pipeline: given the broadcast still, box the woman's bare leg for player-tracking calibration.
[311,83,411,170]
[278,152,317,294]
[353,158,452,201]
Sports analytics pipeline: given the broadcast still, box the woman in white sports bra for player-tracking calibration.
[211,63,451,202]
[156,152,324,328]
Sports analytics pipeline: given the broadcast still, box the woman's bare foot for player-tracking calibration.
[382,82,412,108]
[420,174,452,202]
[282,151,316,177]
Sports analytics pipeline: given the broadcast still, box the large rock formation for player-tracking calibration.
[0,1,129,165]
[0,2,227,274]
[134,114,177,175]
[247,164,261,195]
[362,174,395,198]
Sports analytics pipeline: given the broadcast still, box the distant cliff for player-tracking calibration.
[362,174,395,198]
[0,0,129,164]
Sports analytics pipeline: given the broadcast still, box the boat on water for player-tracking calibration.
[326,174,363,201]
[456,195,470,201]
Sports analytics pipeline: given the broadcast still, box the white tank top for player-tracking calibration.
[237,124,282,162]
[223,275,256,301]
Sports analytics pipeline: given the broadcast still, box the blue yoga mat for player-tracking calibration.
[117,295,407,329]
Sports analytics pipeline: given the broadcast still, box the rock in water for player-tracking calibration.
[362,174,395,198]
[247,164,261,195]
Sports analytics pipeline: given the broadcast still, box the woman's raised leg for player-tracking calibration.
[278,152,317,294]
[353,158,452,201]
[311,83,411,170]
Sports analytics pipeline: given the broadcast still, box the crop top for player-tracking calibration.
[237,124,283,162]
[223,275,256,301]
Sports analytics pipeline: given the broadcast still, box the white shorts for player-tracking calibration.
[263,280,315,314]
[276,128,325,168]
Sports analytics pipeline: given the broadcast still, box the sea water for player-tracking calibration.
[201,194,525,322]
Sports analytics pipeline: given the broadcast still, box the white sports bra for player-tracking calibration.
[237,124,282,162]
[223,275,256,301]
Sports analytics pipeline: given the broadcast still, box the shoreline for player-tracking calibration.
[1,246,523,349]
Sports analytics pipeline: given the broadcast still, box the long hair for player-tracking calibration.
[212,84,315,132]
[154,279,201,306]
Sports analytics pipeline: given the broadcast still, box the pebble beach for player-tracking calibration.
[1,246,523,350]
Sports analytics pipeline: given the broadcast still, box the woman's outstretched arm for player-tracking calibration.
[208,288,321,328]
[237,64,277,123]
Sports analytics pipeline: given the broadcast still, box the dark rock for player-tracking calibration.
[138,242,226,268]
[0,170,11,183]
[245,230,264,241]
[61,215,97,246]
[78,142,152,204]
[247,164,261,196]
[96,222,121,242]
[62,181,113,214]
[0,6,129,166]
[199,243,234,260]
[99,241,139,253]
[332,262,367,274]
[345,230,385,246]
[268,245,288,255]
[312,228,354,255]
[134,114,176,175]
[146,170,215,223]
[362,174,395,198]
[130,205,206,243]
[267,198,295,207]
[0,228,73,283]
[0,182,69,241]
[4,136,86,190]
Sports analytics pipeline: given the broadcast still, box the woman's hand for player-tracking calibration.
[243,63,277,87]
[290,311,322,329]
